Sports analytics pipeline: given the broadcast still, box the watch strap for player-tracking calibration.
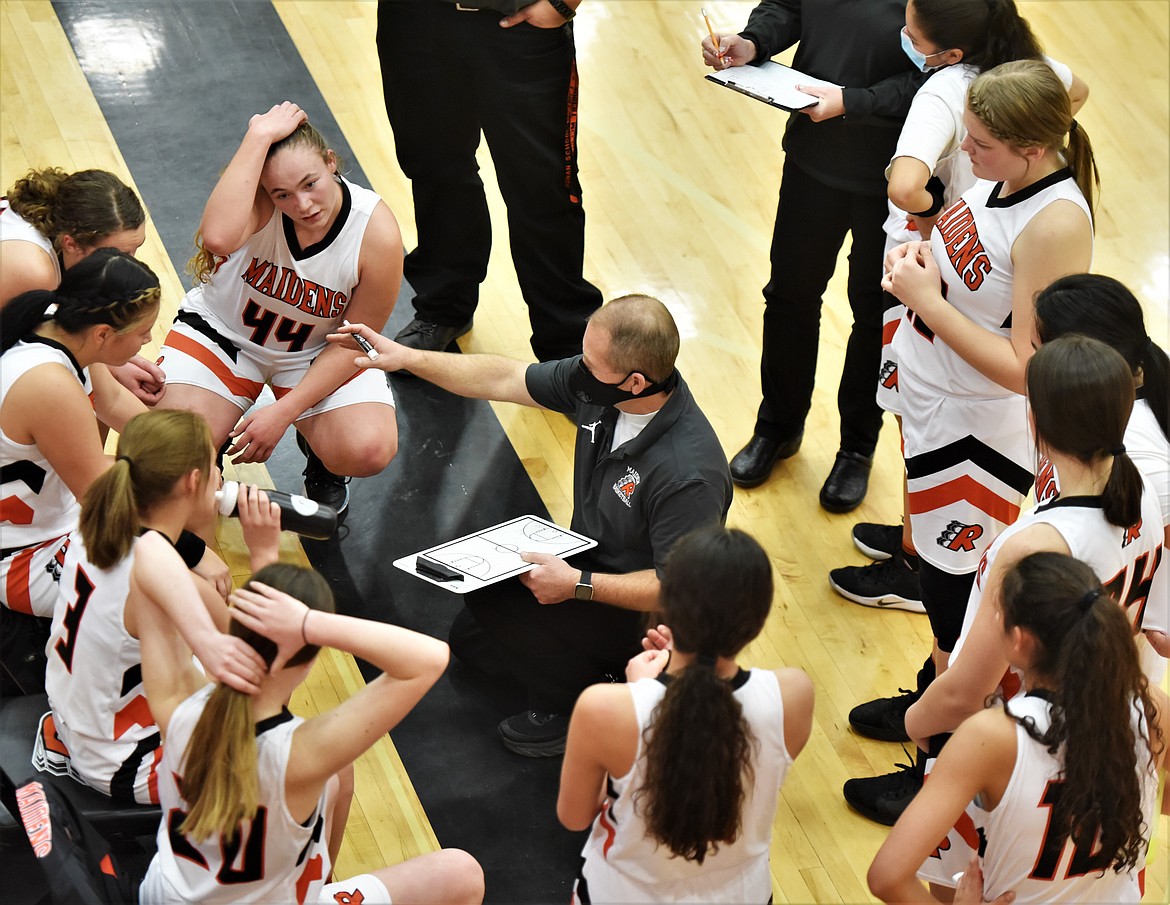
[546,0,575,21]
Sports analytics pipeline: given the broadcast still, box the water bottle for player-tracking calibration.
[215,481,338,540]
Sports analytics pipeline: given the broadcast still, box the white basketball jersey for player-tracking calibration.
[141,685,332,904]
[0,202,61,283]
[953,476,1165,675]
[980,694,1154,903]
[44,532,160,804]
[894,170,1091,404]
[180,177,380,356]
[0,340,91,551]
[577,668,791,903]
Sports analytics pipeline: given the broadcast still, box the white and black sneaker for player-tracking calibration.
[851,522,902,561]
[829,551,924,613]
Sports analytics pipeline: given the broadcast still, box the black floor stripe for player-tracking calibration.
[52,3,583,900]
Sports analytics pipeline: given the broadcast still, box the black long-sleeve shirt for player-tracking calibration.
[740,0,924,195]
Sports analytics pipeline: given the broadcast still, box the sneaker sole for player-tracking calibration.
[842,788,905,827]
[499,735,566,758]
[847,719,912,743]
[828,576,926,614]
[851,536,895,561]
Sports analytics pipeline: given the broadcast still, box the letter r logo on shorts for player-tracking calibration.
[937,520,984,553]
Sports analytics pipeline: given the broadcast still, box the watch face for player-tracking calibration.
[574,583,592,601]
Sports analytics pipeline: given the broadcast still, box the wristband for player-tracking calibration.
[546,0,574,20]
[175,529,208,570]
[909,175,946,219]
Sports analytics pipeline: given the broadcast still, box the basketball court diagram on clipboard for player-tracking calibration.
[393,515,597,593]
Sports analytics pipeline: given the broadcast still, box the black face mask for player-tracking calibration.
[568,359,679,407]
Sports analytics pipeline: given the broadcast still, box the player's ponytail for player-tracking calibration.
[636,526,772,863]
[80,410,213,570]
[0,248,160,353]
[6,166,143,250]
[913,0,1043,72]
[968,60,1098,217]
[1035,273,1169,444]
[1000,552,1160,873]
[1026,336,1142,528]
[180,564,334,842]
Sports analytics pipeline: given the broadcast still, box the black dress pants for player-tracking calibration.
[377,1,602,361]
[756,158,890,457]
[450,577,643,714]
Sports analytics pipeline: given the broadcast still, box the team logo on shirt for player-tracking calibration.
[879,361,899,391]
[936,200,992,291]
[580,420,602,444]
[1122,519,1143,548]
[613,467,640,508]
[44,537,70,583]
[937,519,984,553]
[1034,457,1059,503]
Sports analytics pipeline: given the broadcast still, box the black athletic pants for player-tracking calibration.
[756,158,889,457]
[377,1,602,362]
[450,577,644,714]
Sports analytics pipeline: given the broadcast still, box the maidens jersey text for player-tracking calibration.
[239,257,348,321]
[936,200,992,291]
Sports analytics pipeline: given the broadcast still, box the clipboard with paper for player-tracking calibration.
[393,515,597,594]
[705,60,841,113]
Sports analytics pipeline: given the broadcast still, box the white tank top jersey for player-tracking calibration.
[44,532,160,804]
[0,201,62,283]
[979,694,1155,903]
[951,475,1165,676]
[893,169,1091,405]
[576,668,791,903]
[0,339,92,550]
[180,176,381,356]
[140,684,332,904]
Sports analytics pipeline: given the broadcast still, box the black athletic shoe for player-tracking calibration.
[843,757,923,826]
[849,687,919,742]
[851,522,902,561]
[498,710,568,757]
[296,433,350,518]
[829,552,924,613]
[394,317,473,353]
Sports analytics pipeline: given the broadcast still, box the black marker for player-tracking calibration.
[343,319,379,361]
[416,555,461,582]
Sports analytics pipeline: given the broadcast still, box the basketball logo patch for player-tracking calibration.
[613,467,640,508]
[937,520,983,553]
[879,361,898,391]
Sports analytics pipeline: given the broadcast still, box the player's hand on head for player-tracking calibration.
[248,101,307,144]
[230,581,311,668]
[518,552,576,605]
[202,633,268,694]
[642,624,674,652]
[626,648,670,682]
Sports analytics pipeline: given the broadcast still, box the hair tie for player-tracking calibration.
[116,454,134,470]
[696,653,718,670]
[1077,587,1100,614]
[1069,119,1079,136]
[1111,444,1126,457]
[42,302,59,320]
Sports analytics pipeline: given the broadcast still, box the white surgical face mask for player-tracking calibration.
[900,27,947,73]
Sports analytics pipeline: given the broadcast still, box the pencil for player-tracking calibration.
[701,8,724,63]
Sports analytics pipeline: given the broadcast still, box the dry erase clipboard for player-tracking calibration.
[705,60,841,113]
[393,515,597,594]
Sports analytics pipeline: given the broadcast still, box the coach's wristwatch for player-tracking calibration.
[574,570,594,601]
[546,0,575,21]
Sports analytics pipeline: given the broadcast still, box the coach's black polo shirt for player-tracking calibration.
[525,357,732,579]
